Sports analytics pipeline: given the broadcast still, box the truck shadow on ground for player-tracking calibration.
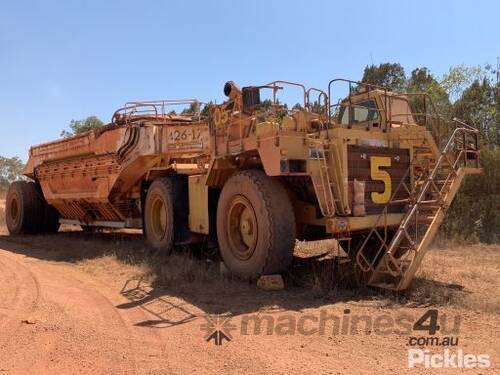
[0,230,468,329]
[113,265,467,329]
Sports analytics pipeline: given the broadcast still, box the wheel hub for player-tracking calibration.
[151,194,167,240]
[227,196,257,260]
[9,194,20,225]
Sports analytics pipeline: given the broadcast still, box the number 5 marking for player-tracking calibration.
[213,107,229,127]
[370,156,391,204]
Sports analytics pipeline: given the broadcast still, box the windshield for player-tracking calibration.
[338,99,379,125]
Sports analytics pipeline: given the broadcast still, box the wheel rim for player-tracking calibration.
[227,195,258,260]
[150,194,167,240]
[9,193,20,226]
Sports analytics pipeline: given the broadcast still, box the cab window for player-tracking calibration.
[339,100,379,125]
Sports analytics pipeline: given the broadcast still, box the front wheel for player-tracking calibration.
[216,170,296,279]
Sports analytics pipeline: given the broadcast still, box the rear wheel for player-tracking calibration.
[5,181,44,235]
[216,170,296,279]
[144,178,175,252]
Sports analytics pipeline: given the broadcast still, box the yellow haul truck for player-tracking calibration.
[5,80,481,290]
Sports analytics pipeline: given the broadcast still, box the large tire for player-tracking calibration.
[5,181,44,235]
[144,178,175,252]
[216,170,296,278]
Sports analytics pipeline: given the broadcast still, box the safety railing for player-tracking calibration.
[211,81,329,156]
[111,99,206,125]
[306,87,329,120]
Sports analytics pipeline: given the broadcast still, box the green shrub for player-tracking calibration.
[441,146,500,243]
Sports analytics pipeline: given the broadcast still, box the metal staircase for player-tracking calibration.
[355,122,481,290]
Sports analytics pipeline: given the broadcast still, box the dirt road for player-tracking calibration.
[0,230,498,374]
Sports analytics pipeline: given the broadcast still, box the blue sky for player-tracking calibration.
[0,0,498,160]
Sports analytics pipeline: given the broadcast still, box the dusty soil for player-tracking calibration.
[0,203,498,374]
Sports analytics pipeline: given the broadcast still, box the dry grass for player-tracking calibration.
[0,228,246,295]
[0,215,498,314]
[38,232,257,316]
[404,243,500,313]
[76,253,149,279]
[151,253,218,286]
[290,239,500,314]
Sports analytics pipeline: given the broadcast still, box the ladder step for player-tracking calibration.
[418,208,440,214]
[374,260,402,273]
[389,198,410,205]
[417,216,435,224]
[418,200,441,205]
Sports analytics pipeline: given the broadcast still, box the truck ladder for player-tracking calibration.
[355,124,481,290]
[308,140,347,217]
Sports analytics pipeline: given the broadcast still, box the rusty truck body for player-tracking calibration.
[5,79,481,290]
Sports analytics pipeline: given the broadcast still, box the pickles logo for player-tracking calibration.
[200,314,236,346]
[408,349,490,369]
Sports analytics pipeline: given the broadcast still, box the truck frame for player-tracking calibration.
[5,79,481,290]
